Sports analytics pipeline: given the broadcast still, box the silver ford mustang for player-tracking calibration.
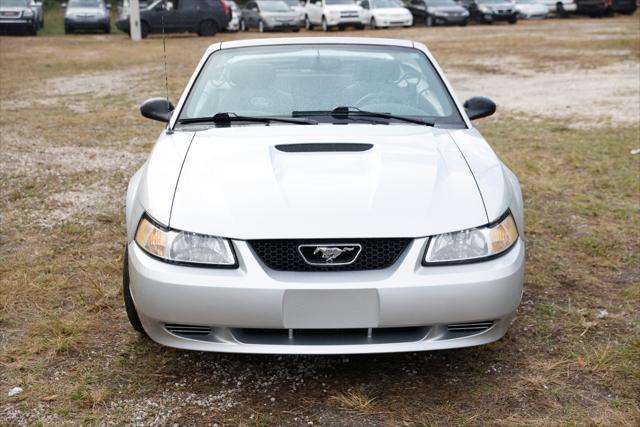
[124,37,524,354]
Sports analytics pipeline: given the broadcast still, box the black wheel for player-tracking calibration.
[356,23,365,30]
[258,19,265,32]
[425,15,434,26]
[29,24,37,35]
[64,24,73,34]
[198,19,218,36]
[123,247,146,335]
[458,19,468,26]
[239,18,247,31]
[321,16,329,31]
[508,18,517,23]
[369,17,377,28]
[292,26,300,32]
[556,3,568,17]
[140,21,149,38]
[104,24,111,33]
[304,15,313,30]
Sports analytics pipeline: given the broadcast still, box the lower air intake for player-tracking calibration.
[446,321,494,333]
[165,324,212,336]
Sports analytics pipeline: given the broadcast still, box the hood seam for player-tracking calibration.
[447,132,490,224]
[168,132,197,227]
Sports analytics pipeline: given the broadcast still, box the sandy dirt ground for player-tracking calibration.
[1,14,639,426]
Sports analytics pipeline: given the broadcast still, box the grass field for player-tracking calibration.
[1,11,639,426]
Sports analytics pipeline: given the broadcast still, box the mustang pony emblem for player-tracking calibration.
[313,246,355,263]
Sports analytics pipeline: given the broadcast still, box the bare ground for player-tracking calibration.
[1,15,639,426]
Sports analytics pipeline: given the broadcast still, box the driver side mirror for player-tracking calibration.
[463,96,496,120]
[61,2,67,8]
[140,98,175,123]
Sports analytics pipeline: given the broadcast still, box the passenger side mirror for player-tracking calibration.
[140,98,175,123]
[61,2,67,7]
[463,96,496,120]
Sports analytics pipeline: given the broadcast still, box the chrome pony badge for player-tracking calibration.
[298,244,362,266]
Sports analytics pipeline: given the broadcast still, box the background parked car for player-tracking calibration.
[29,0,42,27]
[281,0,306,24]
[575,0,612,15]
[116,0,231,38]
[304,0,367,31]
[611,0,636,13]
[226,0,240,31]
[117,0,149,21]
[459,0,518,23]
[64,0,111,34]
[240,0,300,32]
[0,0,39,35]
[406,0,469,26]
[537,0,576,16]
[512,0,549,18]
[358,0,413,28]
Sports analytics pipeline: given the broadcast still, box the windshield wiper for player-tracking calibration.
[178,112,317,126]
[293,106,435,126]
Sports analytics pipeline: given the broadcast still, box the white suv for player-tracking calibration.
[304,0,367,31]
[538,0,577,16]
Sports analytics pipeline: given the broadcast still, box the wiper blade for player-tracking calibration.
[293,107,435,126]
[178,112,317,125]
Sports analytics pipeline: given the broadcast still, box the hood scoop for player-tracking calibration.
[275,143,373,153]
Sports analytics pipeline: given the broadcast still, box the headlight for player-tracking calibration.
[135,215,237,267]
[423,211,518,265]
[479,6,491,13]
[23,9,34,17]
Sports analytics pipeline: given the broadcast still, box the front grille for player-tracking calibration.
[340,11,359,18]
[248,238,411,272]
[447,321,494,333]
[233,327,429,345]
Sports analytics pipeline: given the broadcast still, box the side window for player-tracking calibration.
[180,0,199,10]
[362,0,369,8]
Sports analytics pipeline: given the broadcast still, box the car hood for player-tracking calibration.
[0,6,27,12]
[430,5,468,12]
[324,5,362,11]
[168,125,489,239]
[373,7,411,14]
[66,7,103,15]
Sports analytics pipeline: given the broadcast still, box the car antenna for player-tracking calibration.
[162,14,173,135]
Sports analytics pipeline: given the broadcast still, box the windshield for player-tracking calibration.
[325,0,354,5]
[0,0,28,6]
[282,0,301,6]
[372,0,403,7]
[179,45,463,126]
[425,0,457,6]
[258,1,291,11]
[68,0,103,7]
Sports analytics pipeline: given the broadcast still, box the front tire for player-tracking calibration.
[239,18,247,31]
[258,19,265,32]
[305,15,313,30]
[369,17,377,28]
[198,19,218,36]
[140,21,149,38]
[425,14,434,26]
[64,24,73,34]
[123,247,146,335]
[321,16,329,31]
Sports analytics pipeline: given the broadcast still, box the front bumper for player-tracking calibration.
[65,17,110,29]
[433,14,469,24]
[479,11,518,21]
[325,16,367,26]
[128,237,524,354]
[0,18,36,29]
